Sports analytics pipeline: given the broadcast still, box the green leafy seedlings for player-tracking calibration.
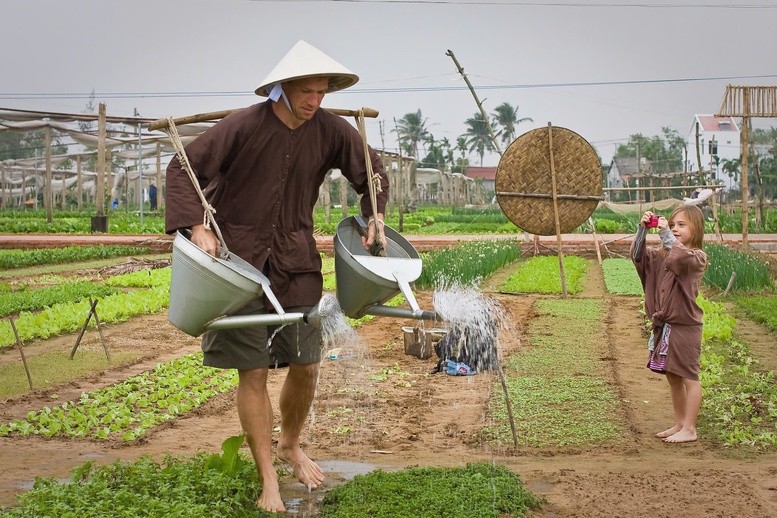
[602,258,643,296]
[0,354,237,441]
[0,285,169,349]
[320,462,544,518]
[0,282,119,317]
[487,299,622,447]
[500,256,588,294]
[0,245,151,270]
[1,435,265,517]
[733,294,777,332]
[104,267,172,288]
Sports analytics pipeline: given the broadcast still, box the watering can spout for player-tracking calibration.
[302,303,323,328]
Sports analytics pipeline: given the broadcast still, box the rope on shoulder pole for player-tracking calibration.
[164,117,229,256]
[356,108,386,257]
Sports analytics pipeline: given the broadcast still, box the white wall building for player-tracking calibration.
[685,114,740,190]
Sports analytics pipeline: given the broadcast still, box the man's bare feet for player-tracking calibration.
[256,481,285,513]
[663,429,697,443]
[278,445,325,490]
[655,425,681,438]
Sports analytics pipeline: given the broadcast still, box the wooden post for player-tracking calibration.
[547,123,568,298]
[339,176,348,219]
[45,125,53,223]
[76,154,83,211]
[740,90,750,248]
[156,142,163,210]
[96,103,107,217]
[9,319,34,390]
[589,217,603,265]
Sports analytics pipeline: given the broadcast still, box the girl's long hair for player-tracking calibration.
[669,205,705,249]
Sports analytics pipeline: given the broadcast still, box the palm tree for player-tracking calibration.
[491,102,532,147]
[452,136,469,174]
[721,157,741,184]
[394,110,431,160]
[462,112,494,166]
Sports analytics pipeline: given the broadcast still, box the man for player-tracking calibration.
[164,40,388,513]
[148,183,158,211]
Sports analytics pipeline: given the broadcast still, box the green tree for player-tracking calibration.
[420,136,446,170]
[395,110,431,160]
[491,102,532,147]
[462,112,494,166]
[614,127,684,174]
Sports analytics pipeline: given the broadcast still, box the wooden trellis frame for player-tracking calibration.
[715,85,777,247]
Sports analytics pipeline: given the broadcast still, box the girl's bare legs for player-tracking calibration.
[659,372,701,443]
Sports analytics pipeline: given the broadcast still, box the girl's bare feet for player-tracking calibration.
[663,429,697,443]
[655,425,681,438]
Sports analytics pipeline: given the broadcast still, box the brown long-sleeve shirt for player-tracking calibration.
[631,227,707,379]
[165,101,389,308]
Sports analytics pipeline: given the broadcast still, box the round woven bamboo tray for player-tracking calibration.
[495,125,602,235]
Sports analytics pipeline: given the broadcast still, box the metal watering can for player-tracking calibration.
[167,217,437,337]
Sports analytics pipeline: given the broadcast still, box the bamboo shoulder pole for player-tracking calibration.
[147,106,379,131]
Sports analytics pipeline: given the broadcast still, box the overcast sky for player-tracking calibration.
[2,0,776,167]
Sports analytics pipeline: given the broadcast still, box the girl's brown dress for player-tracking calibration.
[631,228,707,381]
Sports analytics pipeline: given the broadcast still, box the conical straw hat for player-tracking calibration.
[255,40,359,97]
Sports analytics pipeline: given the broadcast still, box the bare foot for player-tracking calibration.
[655,425,681,438]
[278,446,325,490]
[663,429,697,443]
[256,483,285,514]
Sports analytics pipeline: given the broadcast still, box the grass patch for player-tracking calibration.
[486,299,622,447]
[499,256,588,294]
[320,462,544,517]
[0,349,140,398]
[602,258,643,296]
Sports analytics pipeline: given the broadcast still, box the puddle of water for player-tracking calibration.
[282,460,379,516]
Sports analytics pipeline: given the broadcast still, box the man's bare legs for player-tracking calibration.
[657,372,701,443]
[277,362,324,489]
[237,368,285,513]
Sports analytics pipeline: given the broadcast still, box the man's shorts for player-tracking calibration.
[201,298,322,370]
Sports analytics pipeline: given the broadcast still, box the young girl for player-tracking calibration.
[631,205,707,443]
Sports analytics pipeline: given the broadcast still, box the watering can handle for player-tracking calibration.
[351,216,386,257]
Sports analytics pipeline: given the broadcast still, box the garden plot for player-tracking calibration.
[0,245,776,516]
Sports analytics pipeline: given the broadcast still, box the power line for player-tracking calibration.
[2,72,776,101]
[252,0,776,8]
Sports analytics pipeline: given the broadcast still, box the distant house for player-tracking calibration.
[686,114,740,190]
[465,166,496,194]
[607,156,653,197]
